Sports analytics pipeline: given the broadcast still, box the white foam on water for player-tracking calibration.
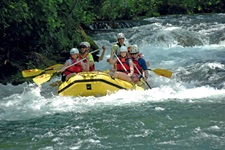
[1,80,225,122]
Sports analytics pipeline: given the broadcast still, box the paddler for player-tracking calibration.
[61,48,89,81]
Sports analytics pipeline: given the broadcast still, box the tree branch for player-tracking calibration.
[69,0,79,15]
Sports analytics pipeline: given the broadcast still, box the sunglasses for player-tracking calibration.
[80,45,87,48]
[131,53,138,55]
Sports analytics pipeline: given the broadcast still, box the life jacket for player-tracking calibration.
[79,53,95,71]
[132,57,143,74]
[62,58,83,75]
[116,56,130,73]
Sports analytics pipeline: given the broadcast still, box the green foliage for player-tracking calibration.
[193,0,224,13]
[90,0,160,20]
[90,0,225,20]
[0,0,95,62]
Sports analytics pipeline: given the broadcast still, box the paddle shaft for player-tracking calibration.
[133,64,152,89]
[22,64,63,77]
[60,49,100,72]
[61,57,86,72]
[33,59,85,85]
[114,53,129,73]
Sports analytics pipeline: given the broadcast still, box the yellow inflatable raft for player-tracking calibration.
[57,71,144,97]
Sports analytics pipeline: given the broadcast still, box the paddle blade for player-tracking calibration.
[152,68,172,78]
[22,69,44,77]
[22,64,62,77]
[49,80,62,87]
[44,64,63,74]
[33,74,52,85]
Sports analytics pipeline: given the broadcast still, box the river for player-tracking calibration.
[0,13,225,149]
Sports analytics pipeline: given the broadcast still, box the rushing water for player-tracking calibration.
[1,14,225,150]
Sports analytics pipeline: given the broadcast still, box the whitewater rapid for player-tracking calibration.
[1,13,225,121]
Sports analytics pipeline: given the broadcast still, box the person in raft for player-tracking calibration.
[108,46,135,82]
[78,42,95,71]
[61,48,89,82]
[82,41,107,62]
[110,32,126,57]
[129,45,149,81]
[127,45,150,67]
[107,32,127,70]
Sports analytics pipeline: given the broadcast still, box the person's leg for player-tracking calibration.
[114,72,132,82]
[66,73,76,80]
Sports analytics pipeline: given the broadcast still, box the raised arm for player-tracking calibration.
[109,51,116,64]
[98,46,106,61]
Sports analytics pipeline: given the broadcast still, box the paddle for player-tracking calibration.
[114,53,129,73]
[33,58,87,85]
[133,64,151,89]
[33,74,53,85]
[148,68,172,78]
[33,49,100,85]
[22,64,63,77]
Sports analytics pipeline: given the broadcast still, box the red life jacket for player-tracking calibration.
[79,53,95,71]
[116,56,130,74]
[63,58,83,75]
[132,57,143,74]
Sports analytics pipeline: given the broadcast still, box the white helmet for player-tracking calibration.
[120,46,127,52]
[79,42,89,47]
[70,48,79,54]
[129,45,139,54]
[117,33,125,39]
[83,41,90,47]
